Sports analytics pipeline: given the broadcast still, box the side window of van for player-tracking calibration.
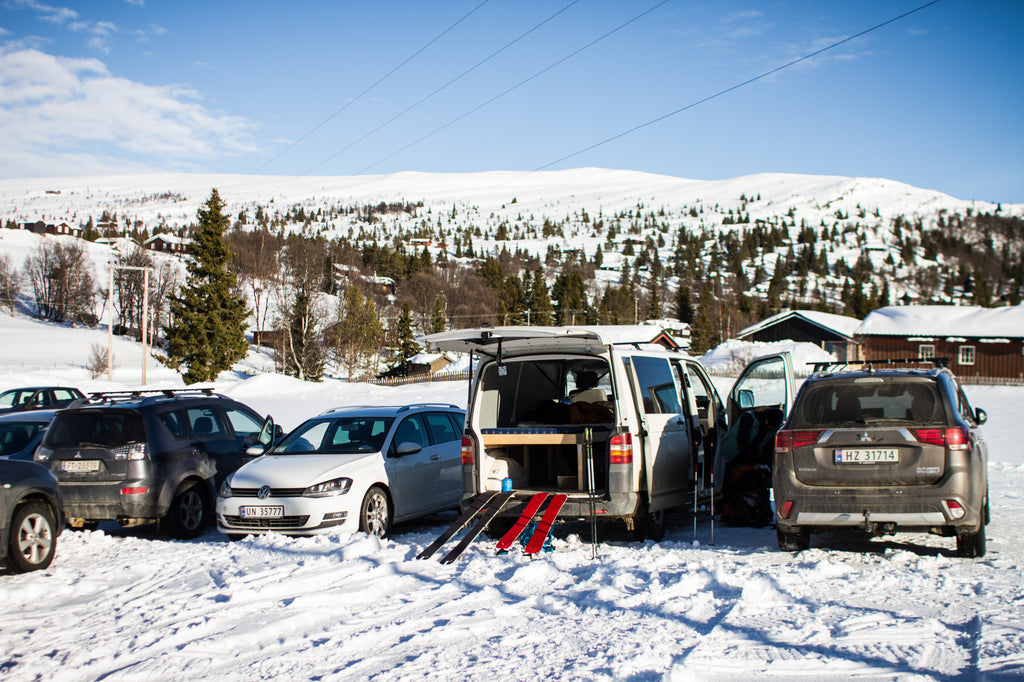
[631,357,682,414]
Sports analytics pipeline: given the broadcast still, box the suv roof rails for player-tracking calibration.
[396,403,461,413]
[84,388,222,406]
[809,357,951,373]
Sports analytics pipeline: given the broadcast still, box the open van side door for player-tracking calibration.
[727,352,795,425]
[714,352,795,493]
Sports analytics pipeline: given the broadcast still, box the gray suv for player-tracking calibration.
[34,389,277,539]
[773,362,988,557]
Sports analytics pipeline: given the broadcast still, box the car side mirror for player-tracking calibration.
[975,408,987,425]
[245,445,265,457]
[737,389,755,410]
[394,441,422,457]
[258,416,277,447]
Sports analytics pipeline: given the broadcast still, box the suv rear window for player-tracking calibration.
[44,411,147,448]
[790,379,946,428]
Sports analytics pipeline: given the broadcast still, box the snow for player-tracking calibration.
[858,305,1024,338]
[1,313,1023,679]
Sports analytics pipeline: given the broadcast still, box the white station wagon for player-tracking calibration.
[216,404,465,538]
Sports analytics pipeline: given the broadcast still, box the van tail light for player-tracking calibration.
[913,427,970,451]
[778,500,794,519]
[946,500,966,519]
[461,435,475,465]
[775,430,822,454]
[609,433,633,464]
[120,487,149,495]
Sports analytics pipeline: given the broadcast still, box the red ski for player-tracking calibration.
[495,493,549,552]
[524,494,567,554]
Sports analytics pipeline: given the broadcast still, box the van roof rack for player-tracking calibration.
[84,388,222,406]
[809,357,950,373]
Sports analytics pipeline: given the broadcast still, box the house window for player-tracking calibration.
[918,344,935,360]
[958,345,975,366]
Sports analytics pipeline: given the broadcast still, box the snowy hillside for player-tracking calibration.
[0,312,1022,679]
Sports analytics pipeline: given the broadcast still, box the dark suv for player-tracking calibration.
[773,362,988,557]
[33,389,278,539]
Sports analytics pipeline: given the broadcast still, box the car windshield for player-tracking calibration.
[271,416,394,455]
[43,411,147,449]
[0,421,46,455]
[790,378,946,429]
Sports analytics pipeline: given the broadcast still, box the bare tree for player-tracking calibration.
[112,245,154,338]
[0,254,19,313]
[23,239,97,324]
[228,227,283,336]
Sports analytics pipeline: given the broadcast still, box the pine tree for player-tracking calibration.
[429,295,447,333]
[395,303,421,373]
[527,269,554,326]
[165,189,249,384]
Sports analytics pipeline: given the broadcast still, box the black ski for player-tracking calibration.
[439,491,516,564]
[417,491,500,560]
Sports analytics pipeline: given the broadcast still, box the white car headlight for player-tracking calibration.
[219,478,233,499]
[303,477,353,498]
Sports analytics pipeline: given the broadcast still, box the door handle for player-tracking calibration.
[430,454,440,461]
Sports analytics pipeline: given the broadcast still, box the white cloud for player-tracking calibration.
[0,48,259,178]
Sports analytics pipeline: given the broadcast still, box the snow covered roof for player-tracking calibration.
[739,309,861,340]
[857,305,1024,339]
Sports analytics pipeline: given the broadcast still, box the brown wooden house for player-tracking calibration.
[738,309,861,362]
[855,305,1024,380]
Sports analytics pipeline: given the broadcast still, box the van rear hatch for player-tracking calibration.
[425,326,611,358]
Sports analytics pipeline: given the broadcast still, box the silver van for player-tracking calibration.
[425,326,793,539]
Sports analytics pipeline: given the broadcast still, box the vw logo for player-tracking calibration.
[257,485,272,499]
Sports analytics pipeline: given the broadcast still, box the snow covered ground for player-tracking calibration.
[1,313,1022,680]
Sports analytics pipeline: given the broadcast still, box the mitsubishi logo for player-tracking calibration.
[75,451,82,459]
[858,433,873,442]
[257,485,272,499]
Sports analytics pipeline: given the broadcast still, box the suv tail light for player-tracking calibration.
[775,430,822,454]
[461,435,475,465]
[609,433,633,464]
[778,500,794,519]
[946,500,966,519]
[913,427,970,451]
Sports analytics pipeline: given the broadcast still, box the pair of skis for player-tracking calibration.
[495,492,566,554]
[416,491,565,563]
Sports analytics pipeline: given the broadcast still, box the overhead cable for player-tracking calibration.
[301,0,582,177]
[354,0,672,176]
[532,0,945,173]
[249,0,493,176]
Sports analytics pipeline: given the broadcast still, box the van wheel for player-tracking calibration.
[359,486,392,538]
[956,526,986,558]
[777,527,810,552]
[983,491,990,526]
[641,509,667,541]
[162,480,209,540]
[8,502,58,573]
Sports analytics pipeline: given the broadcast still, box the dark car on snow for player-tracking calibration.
[0,386,84,415]
[33,389,278,539]
[0,458,64,573]
[0,409,58,461]
[773,361,988,557]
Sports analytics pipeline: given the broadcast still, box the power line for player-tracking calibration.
[354,0,672,176]
[532,0,945,173]
[302,0,582,178]
[249,0,493,176]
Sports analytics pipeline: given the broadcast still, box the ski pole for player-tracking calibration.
[585,427,597,560]
[710,464,715,546]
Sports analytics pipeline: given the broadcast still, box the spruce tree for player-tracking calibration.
[165,189,249,384]
[394,303,421,373]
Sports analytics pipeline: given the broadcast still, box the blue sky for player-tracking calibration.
[1,0,1021,203]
